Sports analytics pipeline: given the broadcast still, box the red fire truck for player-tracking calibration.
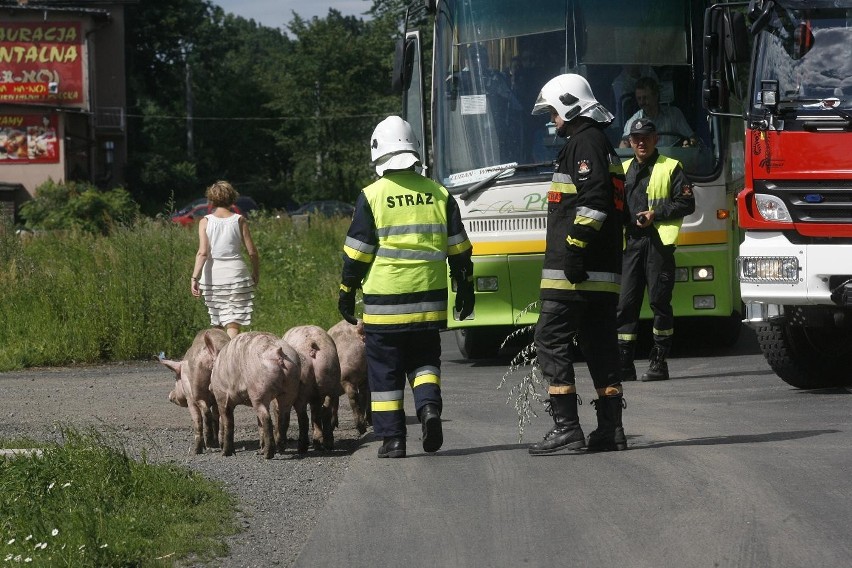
[704,0,852,388]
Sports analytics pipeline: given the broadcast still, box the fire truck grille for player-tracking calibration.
[764,180,852,223]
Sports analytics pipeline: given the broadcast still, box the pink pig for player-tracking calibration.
[160,328,230,454]
[283,325,343,453]
[210,331,302,459]
[327,318,370,435]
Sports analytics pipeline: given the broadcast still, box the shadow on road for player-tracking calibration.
[630,429,840,450]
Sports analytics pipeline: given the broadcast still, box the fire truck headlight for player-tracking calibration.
[692,266,714,281]
[693,295,716,309]
[737,256,799,283]
[476,276,499,291]
[674,268,689,282]
[754,194,792,223]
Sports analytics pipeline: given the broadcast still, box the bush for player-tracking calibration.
[19,179,140,236]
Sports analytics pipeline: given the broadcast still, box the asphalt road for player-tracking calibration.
[295,328,852,568]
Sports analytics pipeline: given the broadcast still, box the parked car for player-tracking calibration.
[290,200,354,218]
[170,196,259,226]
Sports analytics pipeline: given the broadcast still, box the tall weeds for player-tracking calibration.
[0,215,348,371]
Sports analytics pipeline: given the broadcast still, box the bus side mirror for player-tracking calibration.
[392,39,406,94]
[724,11,749,63]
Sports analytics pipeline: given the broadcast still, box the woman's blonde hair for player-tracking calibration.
[206,180,238,208]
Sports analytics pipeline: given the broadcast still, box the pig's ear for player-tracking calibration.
[203,331,223,357]
[160,358,181,375]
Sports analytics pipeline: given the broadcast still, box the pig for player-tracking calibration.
[210,331,302,459]
[327,318,370,435]
[283,325,343,452]
[159,328,230,454]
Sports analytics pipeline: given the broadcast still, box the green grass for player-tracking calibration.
[0,428,238,567]
[0,214,348,371]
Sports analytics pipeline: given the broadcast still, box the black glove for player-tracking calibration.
[454,274,475,320]
[338,285,358,325]
[564,249,589,284]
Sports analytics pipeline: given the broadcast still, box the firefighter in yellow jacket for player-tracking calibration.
[338,116,475,459]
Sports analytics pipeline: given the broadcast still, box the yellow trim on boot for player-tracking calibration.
[547,385,577,395]
[596,385,623,397]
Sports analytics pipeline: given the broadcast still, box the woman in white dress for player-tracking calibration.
[190,181,259,338]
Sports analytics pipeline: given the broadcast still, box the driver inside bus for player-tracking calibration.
[619,76,697,148]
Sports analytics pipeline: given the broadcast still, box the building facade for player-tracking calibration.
[0,0,134,222]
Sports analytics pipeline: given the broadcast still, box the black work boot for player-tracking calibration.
[587,395,627,452]
[419,403,443,453]
[619,342,637,382]
[528,393,586,455]
[378,437,406,458]
[640,345,670,381]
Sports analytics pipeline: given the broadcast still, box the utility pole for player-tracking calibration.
[184,43,195,161]
[315,80,322,179]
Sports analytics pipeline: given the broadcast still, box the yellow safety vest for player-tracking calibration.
[623,155,683,246]
[361,172,452,327]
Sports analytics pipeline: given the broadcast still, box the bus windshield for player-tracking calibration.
[433,0,720,188]
[751,7,852,112]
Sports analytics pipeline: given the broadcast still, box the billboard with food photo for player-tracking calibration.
[0,113,58,163]
[0,21,85,107]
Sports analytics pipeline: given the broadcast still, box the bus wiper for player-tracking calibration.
[458,161,554,201]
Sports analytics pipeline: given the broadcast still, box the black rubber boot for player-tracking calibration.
[587,395,627,452]
[378,437,406,458]
[640,345,670,381]
[619,341,637,382]
[419,403,443,453]
[528,393,586,455]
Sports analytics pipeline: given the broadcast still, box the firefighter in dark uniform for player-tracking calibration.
[528,74,628,455]
[338,115,475,459]
[617,118,695,381]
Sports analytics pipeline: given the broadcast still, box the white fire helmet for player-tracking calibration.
[531,73,614,124]
[370,115,422,176]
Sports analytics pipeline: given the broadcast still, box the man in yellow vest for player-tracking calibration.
[338,116,475,459]
[617,118,695,382]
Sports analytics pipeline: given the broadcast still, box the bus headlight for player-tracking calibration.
[476,276,499,291]
[692,266,714,281]
[738,256,799,283]
[754,194,792,223]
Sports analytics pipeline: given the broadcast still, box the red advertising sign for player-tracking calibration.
[0,113,59,164]
[0,22,85,106]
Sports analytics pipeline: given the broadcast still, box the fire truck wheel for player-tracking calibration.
[755,321,852,389]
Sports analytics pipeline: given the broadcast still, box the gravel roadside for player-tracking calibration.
[0,360,370,567]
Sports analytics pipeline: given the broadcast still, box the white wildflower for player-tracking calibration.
[61,482,71,488]
[47,482,55,491]
[24,558,32,563]
[4,554,12,561]
[51,529,59,537]
[99,544,108,549]
[35,543,47,550]
[24,535,32,541]
[78,544,85,550]
[6,538,14,545]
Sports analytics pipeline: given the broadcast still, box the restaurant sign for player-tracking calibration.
[0,113,59,163]
[0,22,85,106]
